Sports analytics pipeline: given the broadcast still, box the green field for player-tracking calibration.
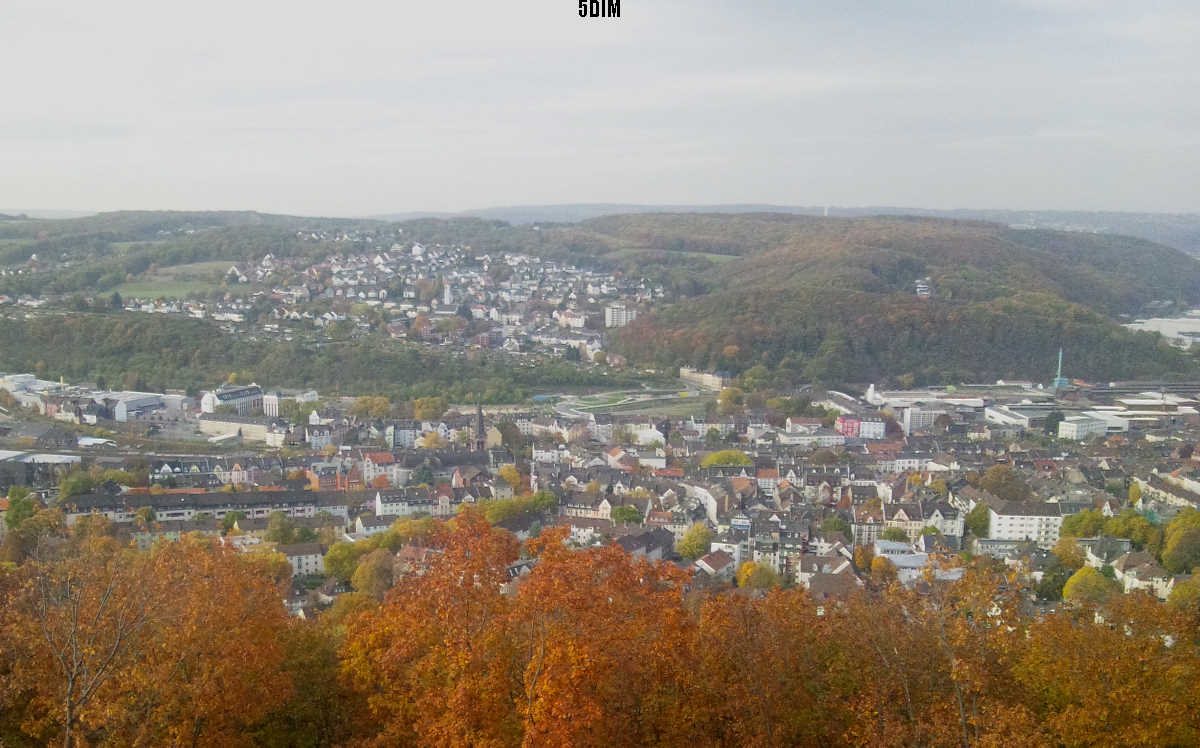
[596,396,712,417]
[113,260,242,298]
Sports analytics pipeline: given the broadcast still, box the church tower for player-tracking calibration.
[475,402,486,453]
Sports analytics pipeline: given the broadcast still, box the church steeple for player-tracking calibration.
[475,401,486,452]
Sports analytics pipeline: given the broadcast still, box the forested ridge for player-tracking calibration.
[3,511,1200,747]
[0,313,637,402]
[5,209,1200,385]
[594,215,1200,383]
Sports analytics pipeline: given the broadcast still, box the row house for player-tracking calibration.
[61,490,357,526]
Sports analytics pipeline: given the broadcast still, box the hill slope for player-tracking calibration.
[379,203,1200,255]
[598,214,1200,384]
[3,209,1197,386]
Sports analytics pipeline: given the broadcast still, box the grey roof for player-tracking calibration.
[277,542,324,557]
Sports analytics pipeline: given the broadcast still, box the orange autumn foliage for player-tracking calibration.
[339,510,523,746]
[5,514,1200,747]
[0,534,291,747]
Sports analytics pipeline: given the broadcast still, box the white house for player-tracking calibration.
[278,543,324,576]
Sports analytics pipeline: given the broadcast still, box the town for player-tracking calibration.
[1,237,657,365]
[5,351,1200,617]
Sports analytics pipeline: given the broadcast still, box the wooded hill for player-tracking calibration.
[590,214,1200,384]
[5,210,1200,385]
[0,313,639,403]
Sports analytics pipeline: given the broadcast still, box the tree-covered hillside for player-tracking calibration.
[5,210,1200,386]
[596,215,1200,384]
[0,313,636,402]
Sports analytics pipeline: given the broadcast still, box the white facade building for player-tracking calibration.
[604,303,637,328]
[279,543,325,576]
[1057,415,1107,441]
[987,503,1064,548]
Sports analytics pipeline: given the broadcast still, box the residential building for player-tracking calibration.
[604,302,637,328]
[278,543,325,576]
[987,502,1066,548]
[386,420,421,449]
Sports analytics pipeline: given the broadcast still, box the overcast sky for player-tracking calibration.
[3,0,1198,216]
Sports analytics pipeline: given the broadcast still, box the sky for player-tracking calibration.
[3,0,1198,216]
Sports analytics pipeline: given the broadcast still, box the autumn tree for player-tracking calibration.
[350,395,391,419]
[700,449,752,467]
[979,464,1031,502]
[497,463,522,489]
[351,548,395,600]
[1051,537,1085,569]
[113,539,292,743]
[412,396,445,421]
[870,556,899,585]
[1162,509,1200,574]
[251,620,356,747]
[1062,566,1118,604]
[0,535,155,746]
[843,560,1042,745]
[1060,508,1106,538]
[691,588,842,743]
[1163,526,1200,574]
[716,387,744,414]
[810,448,840,465]
[265,510,299,544]
[736,561,782,590]
[612,424,635,446]
[1,506,64,564]
[341,511,521,745]
[510,530,695,745]
[0,534,291,746]
[324,540,370,583]
[497,421,525,451]
[1035,560,1073,601]
[853,544,875,572]
[1103,508,1162,554]
[677,522,713,560]
[57,471,95,499]
[1018,594,1200,746]
[419,432,447,450]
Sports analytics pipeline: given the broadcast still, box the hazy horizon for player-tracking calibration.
[5,0,1198,216]
[5,203,1200,225]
